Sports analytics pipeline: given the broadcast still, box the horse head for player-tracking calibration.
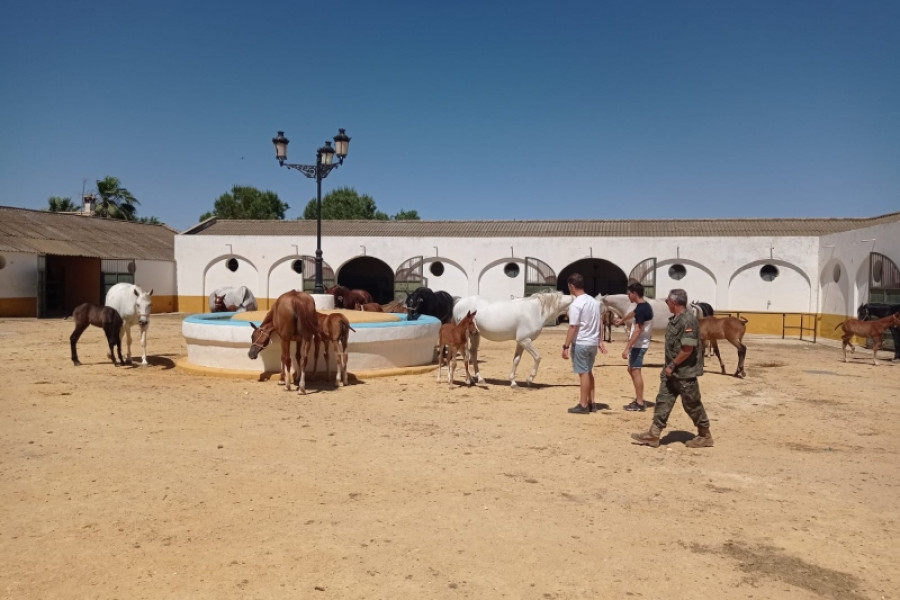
[248,322,274,359]
[405,288,428,321]
[132,287,153,329]
[535,291,573,321]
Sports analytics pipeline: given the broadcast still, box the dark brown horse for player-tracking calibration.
[69,303,125,366]
[248,291,319,394]
[326,285,374,310]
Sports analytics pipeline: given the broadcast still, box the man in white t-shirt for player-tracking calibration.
[562,273,608,414]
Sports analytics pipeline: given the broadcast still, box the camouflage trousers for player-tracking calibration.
[652,373,710,431]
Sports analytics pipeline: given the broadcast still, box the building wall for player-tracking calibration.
[0,252,39,316]
[174,222,900,342]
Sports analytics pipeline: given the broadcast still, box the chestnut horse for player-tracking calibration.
[69,303,125,366]
[326,285,373,310]
[312,312,356,387]
[247,290,319,394]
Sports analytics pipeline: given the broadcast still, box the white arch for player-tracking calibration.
[729,259,812,312]
[202,253,260,298]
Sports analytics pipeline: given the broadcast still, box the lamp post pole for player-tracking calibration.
[272,129,351,294]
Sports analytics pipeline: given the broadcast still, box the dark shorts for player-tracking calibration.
[628,347,648,368]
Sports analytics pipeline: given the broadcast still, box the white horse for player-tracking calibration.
[105,283,153,366]
[209,286,258,312]
[452,291,574,387]
[597,294,671,333]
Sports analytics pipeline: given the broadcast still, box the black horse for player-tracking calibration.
[69,303,125,366]
[857,303,900,360]
[405,287,455,323]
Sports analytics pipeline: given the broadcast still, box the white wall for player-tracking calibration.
[175,220,900,315]
[0,252,38,298]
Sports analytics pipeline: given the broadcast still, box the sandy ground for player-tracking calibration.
[1,313,899,600]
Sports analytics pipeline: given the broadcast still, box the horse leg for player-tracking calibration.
[121,325,133,365]
[340,340,350,387]
[448,349,456,388]
[468,332,484,384]
[841,334,852,362]
[70,322,89,366]
[311,336,321,379]
[520,339,541,386]
[138,326,148,366]
[872,334,882,366]
[296,337,309,395]
[280,339,292,391]
[711,339,725,374]
[325,340,334,386]
[436,344,444,383]
[733,338,747,378]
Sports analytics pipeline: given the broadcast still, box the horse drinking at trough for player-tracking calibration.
[210,286,258,312]
[436,310,478,388]
[857,303,900,361]
[69,303,125,366]
[312,312,355,387]
[247,290,319,394]
[698,316,748,378]
[326,285,373,310]
[406,287,455,323]
[835,313,900,366]
[105,283,153,366]
[453,291,574,387]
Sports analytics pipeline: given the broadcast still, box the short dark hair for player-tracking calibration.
[627,282,645,298]
[567,273,585,290]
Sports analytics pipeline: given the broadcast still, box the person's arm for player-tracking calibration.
[562,324,579,359]
[622,321,644,359]
[614,310,635,326]
[664,344,694,377]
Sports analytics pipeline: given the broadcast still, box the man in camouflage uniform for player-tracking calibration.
[631,288,714,448]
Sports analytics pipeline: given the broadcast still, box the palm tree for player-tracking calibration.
[95,176,140,220]
[47,196,79,212]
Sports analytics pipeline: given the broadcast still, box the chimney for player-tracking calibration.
[82,194,95,215]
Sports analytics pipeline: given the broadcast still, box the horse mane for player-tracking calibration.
[530,291,565,318]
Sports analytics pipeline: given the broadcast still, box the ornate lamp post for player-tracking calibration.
[272,128,351,294]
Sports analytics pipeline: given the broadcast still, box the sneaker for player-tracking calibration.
[567,404,591,414]
[624,400,646,412]
[589,403,599,412]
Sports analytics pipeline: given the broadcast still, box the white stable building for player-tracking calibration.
[174,213,900,342]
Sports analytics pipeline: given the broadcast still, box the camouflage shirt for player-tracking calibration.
[665,309,704,378]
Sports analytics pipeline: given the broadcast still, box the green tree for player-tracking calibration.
[47,196,78,212]
[95,176,140,220]
[393,209,420,220]
[302,187,421,221]
[199,185,288,221]
[136,216,162,225]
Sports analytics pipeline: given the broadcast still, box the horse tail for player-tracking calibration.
[738,316,748,324]
[834,321,847,331]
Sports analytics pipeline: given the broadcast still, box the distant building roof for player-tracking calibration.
[182,212,900,238]
[0,206,176,260]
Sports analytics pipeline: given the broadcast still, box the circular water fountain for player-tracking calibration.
[181,309,441,378]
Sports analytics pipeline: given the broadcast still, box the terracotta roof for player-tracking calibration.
[182,212,900,238]
[0,206,176,260]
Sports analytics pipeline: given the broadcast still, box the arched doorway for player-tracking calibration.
[338,257,394,304]
[558,258,627,297]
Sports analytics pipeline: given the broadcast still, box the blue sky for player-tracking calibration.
[1,1,898,231]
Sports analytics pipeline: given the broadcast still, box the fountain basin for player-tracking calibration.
[182,311,441,376]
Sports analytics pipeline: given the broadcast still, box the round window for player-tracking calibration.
[429,261,445,277]
[0,254,6,270]
[127,260,136,274]
[226,258,239,272]
[832,264,841,283]
[760,264,779,282]
[292,260,303,274]
[504,262,520,278]
[668,264,686,280]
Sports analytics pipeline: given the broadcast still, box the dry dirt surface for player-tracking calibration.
[2,313,899,600]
